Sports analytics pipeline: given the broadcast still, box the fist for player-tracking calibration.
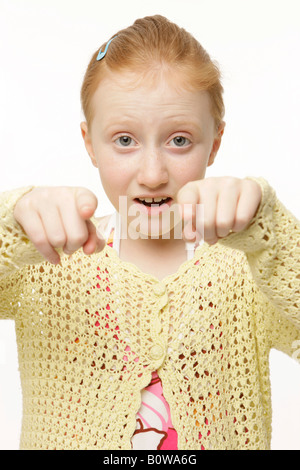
[13,186,106,265]
[177,177,262,245]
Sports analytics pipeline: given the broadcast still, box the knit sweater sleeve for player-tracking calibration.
[0,187,45,319]
[219,178,300,355]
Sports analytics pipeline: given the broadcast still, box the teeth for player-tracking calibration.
[138,197,168,203]
[136,196,170,208]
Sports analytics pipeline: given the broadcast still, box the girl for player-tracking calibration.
[1,15,299,450]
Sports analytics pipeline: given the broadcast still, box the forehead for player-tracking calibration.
[91,69,214,125]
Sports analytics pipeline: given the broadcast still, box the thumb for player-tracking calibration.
[75,187,98,220]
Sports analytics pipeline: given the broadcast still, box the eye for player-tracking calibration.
[169,136,191,147]
[114,135,136,147]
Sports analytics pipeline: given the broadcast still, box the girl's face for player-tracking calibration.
[81,70,224,238]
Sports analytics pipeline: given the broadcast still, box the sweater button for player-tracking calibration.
[153,283,166,296]
[150,344,164,360]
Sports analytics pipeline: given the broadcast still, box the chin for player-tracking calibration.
[126,206,183,241]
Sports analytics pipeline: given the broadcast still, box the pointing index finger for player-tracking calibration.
[177,181,199,220]
[177,182,204,243]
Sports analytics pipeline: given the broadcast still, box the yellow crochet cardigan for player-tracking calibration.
[0,178,299,450]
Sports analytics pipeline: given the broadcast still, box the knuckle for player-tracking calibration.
[203,223,211,235]
[15,193,34,214]
[217,218,231,230]
[39,186,72,205]
[36,187,53,202]
[204,216,215,230]
[203,177,219,191]
[67,233,88,250]
[236,212,250,228]
[74,232,89,245]
[204,177,216,188]
[31,232,47,248]
[60,186,74,200]
[224,176,238,186]
[49,233,67,248]
[219,177,239,195]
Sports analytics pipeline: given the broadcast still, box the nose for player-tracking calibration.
[136,148,169,189]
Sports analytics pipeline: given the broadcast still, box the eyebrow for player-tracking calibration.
[104,115,202,133]
[104,116,138,129]
[167,118,201,131]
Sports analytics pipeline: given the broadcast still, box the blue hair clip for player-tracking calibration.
[96,35,118,61]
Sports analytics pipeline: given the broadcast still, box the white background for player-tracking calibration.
[0,0,299,450]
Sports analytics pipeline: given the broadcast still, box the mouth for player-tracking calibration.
[133,196,173,215]
[134,196,172,206]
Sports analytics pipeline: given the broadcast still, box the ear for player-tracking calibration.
[80,122,98,168]
[207,121,226,167]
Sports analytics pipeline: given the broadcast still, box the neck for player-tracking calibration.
[118,228,189,281]
[122,231,186,252]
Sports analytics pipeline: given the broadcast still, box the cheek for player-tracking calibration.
[174,151,209,185]
[96,156,131,204]
[99,165,122,192]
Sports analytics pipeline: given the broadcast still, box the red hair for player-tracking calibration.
[81,15,225,130]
